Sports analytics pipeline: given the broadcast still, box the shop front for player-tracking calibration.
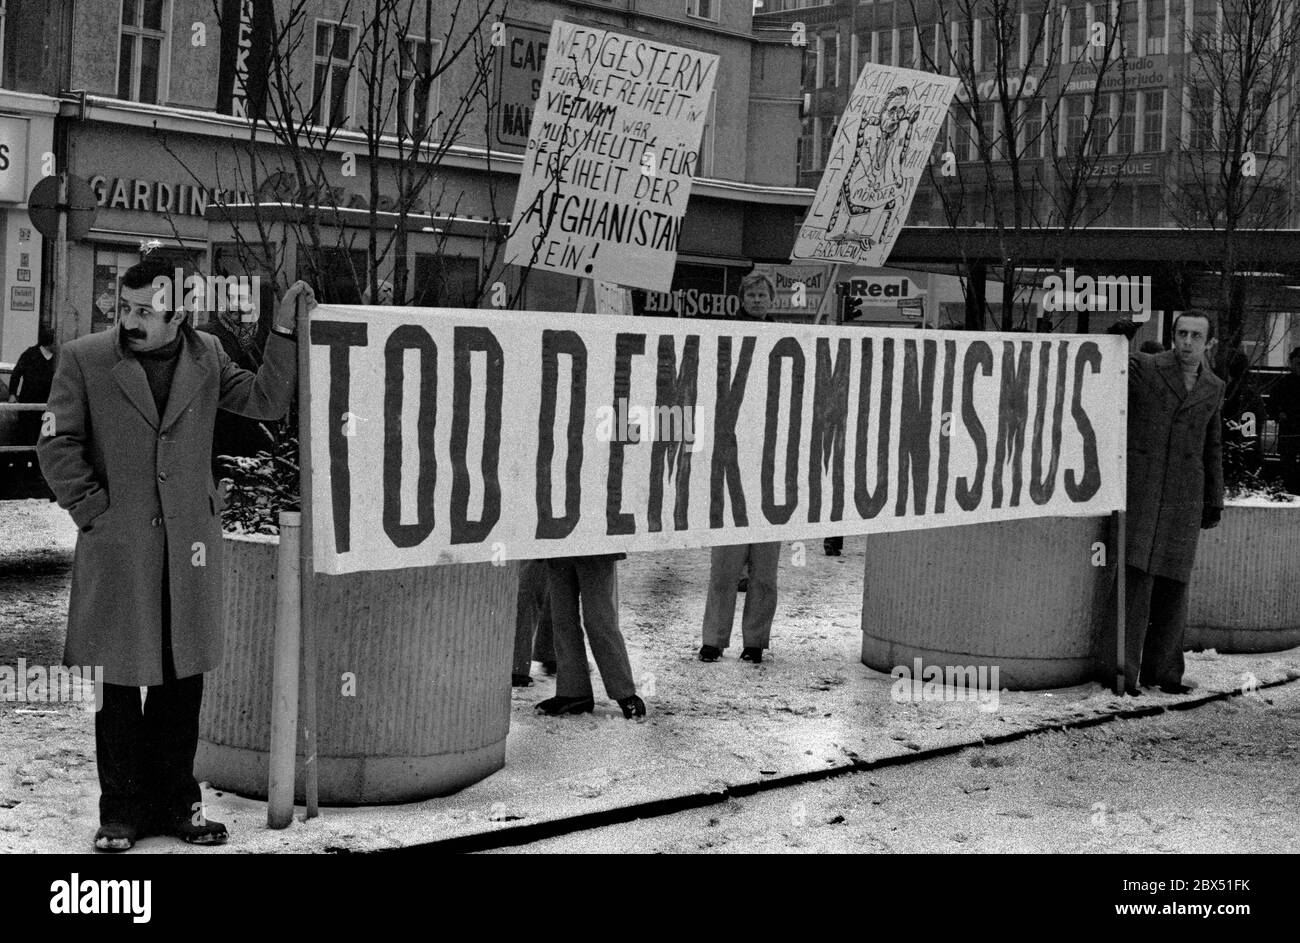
[0,91,56,364]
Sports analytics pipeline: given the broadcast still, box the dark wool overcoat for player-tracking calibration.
[37,324,296,686]
[1126,349,1225,582]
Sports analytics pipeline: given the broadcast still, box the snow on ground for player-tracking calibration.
[2,498,1298,853]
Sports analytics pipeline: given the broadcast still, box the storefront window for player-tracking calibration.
[297,247,366,303]
[92,247,136,334]
[413,254,480,308]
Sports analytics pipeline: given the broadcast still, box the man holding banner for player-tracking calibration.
[38,257,313,851]
[699,273,782,664]
[1122,311,1224,696]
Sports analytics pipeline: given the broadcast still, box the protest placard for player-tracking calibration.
[504,21,719,292]
[306,305,1126,574]
[793,64,959,266]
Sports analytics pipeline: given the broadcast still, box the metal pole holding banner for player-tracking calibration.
[267,510,301,829]
[295,292,319,818]
[1113,509,1127,695]
[812,264,844,325]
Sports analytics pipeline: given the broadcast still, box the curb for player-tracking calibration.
[378,674,1298,855]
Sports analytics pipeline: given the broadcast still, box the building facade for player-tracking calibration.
[4,0,810,347]
[757,0,1300,355]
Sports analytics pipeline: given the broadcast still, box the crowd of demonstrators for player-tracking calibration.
[1267,348,1300,494]
[37,256,311,852]
[7,327,57,444]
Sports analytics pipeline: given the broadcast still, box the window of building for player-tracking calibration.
[1190,0,1218,41]
[950,21,972,73]
[1117,91,1137,153]
[413,254,480,307]
[686,0,718,21]
[698,89,717,177]
[399,37,443,140]
[1117,0,1139,56]
[1188,83,1215,150]
[297,247,367,304]
[1142,89,1164,151]
[311,21,356,128]
[820,114,836,169]
[977,17,997,72]
[1067,2,1090,61]
[801,45,817,88]
[1136,184,1162,223]
[898,26,916,68]
[1140,0,1166,54]
[1248,91,1272,154]
[979,100,1000,159]
[118,0,167,104]
[818,31,840,87]
[799,117,816,172]
[1066,94,1091,154]
[1019,100,1045,158]
[877,28,894,66]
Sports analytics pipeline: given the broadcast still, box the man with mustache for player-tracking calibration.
[38,256,314,851]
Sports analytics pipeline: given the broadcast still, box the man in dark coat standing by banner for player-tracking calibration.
[38,257,314,850]
[1122,310,1224,696]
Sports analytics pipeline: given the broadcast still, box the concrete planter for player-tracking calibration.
[196,533,518,804]
[1185,502,1300,654]
[861,517,1112,690]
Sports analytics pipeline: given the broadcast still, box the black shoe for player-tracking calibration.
[740,647,763,663]
[535,695,595,716]
[541,661,557,676]
[173,817,229,846]
[1158,683,1192,695]
[511,673,533,687]
[698,644,722,662]
[618,695,646,720]
[94,822,137,852]
[1123,686,1142,697]
[737,577,748,593]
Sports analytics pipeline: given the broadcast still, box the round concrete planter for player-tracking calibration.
[861,516,1112,690]
[1185,501,1300,654]
[196,533,518,804]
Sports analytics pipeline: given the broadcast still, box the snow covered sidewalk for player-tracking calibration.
[2,499,1297,853]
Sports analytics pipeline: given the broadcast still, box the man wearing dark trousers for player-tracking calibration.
[537,553,645,720]
[38,257,312,850]
[1122,310,1224,696]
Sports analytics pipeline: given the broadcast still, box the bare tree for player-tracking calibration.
[905,0,1135,330]
[1167,0,1300,367]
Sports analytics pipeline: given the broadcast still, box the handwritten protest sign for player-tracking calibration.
[306,305,1126,574]
[504,21,719,292]
[793,64,959,266]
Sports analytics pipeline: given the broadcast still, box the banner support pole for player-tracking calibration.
[1114,510,1127,695]
[296,292,319,818]
[267,510,301,829]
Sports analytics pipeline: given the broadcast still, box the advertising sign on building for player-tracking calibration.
[306,305,1127,574]
[0,115,30,204]
[793,64,959,267]
[504,21,720,292]
[216,0,274,119]
[750,263,832,318]
[494,22,551,150]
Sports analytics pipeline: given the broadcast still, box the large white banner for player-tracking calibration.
[504,21,719,292]
[793,64,959,265]
[306,305,1126,575]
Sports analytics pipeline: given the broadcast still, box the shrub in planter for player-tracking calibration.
[199,408,518,802]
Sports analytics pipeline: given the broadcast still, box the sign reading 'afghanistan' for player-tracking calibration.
[504,21,719,292]
[306,306,1126,574]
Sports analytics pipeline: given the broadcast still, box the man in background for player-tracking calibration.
[8,327,57,444]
